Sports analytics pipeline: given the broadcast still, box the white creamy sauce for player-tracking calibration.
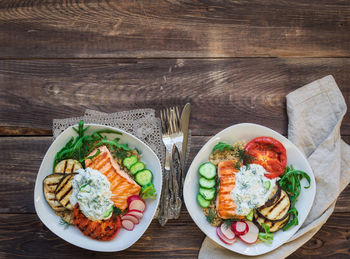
[231,164,277,216]
[70,167,114,221]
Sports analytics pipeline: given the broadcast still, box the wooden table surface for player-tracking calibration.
[1,1,349,258]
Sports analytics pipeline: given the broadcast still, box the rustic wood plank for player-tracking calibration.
[1,58,350,136]
[0,211,204,259]
[0,0,349,58]
[1,136,349,214]
[0,212,349,258]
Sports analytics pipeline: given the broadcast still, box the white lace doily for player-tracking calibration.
[52,109,191,220]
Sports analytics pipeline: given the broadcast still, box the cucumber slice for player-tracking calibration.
[197,194,210,208]
[130,162,145,175]
[135,169,153,186]
[199,187,215,200]
[199,177,216,189]
[246,210,254,221]
[198,162,217,179]
[123,156,138,169]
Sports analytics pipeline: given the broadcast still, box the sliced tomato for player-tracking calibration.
[244,136,287,179]
[73,204,121,241]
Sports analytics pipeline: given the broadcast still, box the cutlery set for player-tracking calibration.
[158,103,191,226]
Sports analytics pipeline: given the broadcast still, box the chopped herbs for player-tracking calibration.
[279,165,311,231]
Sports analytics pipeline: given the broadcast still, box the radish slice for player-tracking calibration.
[238,221,259,244]
[121,214,139,224]
[129,199,146,212]
[121,220,135,231]
[127,195,142,205]
[128,209,143,220]
[216,227,236,245]
[232,221,249,236]
[220,223,236,240]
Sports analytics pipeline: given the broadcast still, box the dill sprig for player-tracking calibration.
[206,209,216,224]
[59,218,73,229]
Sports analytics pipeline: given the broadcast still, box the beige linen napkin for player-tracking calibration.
[199,75,350,258]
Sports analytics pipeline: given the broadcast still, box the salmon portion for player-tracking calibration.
[216,160,244,219]
[85,145,141,210]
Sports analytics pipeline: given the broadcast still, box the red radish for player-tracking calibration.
[220,223,236,240]
[216,226,236,245]
[238,221,259,244]
[232,221,249,236]
[127,195,142,205]
[121,220,135,231]
[129,199,146,212]
[128,209,143,220]
[121,214,139,224]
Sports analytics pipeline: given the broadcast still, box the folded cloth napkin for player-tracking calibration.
[199,75,350,258]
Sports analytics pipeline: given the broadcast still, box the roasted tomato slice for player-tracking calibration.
[73,204,121,241]
[244,136,287,179]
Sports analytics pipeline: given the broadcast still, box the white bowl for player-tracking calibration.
[34,124,162,252]
[184,123,316,256]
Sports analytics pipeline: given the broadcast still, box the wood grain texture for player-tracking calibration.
[1,58,350,136]
[1,136,349,214]
[0,212,349,258]
[0,0,349,58]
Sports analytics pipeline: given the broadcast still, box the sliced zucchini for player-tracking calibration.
[197,193,210,208]
[257,190,290,221]
[55,173,76,210]
[130,162,145,175]
[199,177,216,189]
[43,174,66,211]
[54,159,82,174]
[135,169,153,186]
[198,162,217,179]
[255,214,290,233]
[199,187,216,201]
[123,156,138,170]
[260,182,282,209]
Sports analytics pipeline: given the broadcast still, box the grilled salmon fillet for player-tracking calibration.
[85,145,141,210]
[216,160,244,219]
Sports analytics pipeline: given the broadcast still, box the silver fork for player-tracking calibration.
[158,110,171,226]
[158,107,184,225]
[163,107,183,217]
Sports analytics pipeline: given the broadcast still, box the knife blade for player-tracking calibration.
[180,103,191,171]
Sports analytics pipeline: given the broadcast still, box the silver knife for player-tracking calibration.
[180,103,191,171]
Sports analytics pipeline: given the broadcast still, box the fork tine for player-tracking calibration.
[167,108,173,135]
[160,109,167,134]
[175,106,181,132]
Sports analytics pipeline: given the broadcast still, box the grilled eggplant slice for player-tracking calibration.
[55,173,76,210]
[257,190,290,221]
[54,159,82,174]
[43,174,66,211]
[259,182,281,209]
[254,213,290,233]
[55,210,74,225]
